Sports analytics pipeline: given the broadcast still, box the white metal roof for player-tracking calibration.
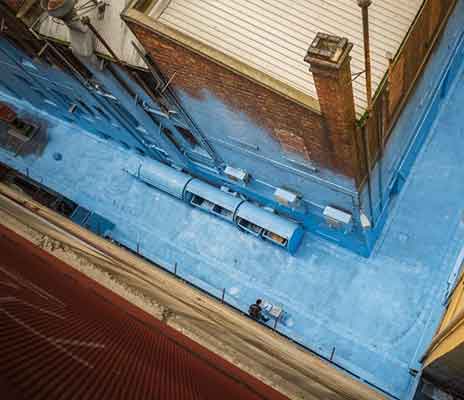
[149,0,424,114]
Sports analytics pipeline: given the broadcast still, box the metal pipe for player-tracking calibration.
[361,125,375,226]
[358,0,373,110]
[376,104,384,211]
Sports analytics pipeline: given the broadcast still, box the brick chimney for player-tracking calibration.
[305,33,359,179]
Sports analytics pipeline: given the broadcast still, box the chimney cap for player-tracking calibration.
[305,33,353,69]
[357,0,372,8]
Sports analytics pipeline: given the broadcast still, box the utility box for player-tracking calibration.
[274,188,300,207]
[224,166,250,184]
[323,206,353,231]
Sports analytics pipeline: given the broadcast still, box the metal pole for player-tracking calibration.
[221,288,225,303]
[273,316,279,330]
[330,346,336,361]
[358,0,373,110]
[361,125,375,226]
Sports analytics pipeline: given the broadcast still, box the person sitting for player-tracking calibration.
[248,299,269,322]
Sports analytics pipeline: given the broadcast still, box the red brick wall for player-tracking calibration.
[311,57,360,180]
[128,23,360,181]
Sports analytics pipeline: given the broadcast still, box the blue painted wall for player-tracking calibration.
[0,35,373,254]
[360,0,464,243]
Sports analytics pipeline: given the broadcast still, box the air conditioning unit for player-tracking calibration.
[224,166,250,184]
[274,188,300,207]
[323,206,352,230]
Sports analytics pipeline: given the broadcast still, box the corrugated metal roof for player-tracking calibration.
[0,224,289,400]
[150,0,424,114]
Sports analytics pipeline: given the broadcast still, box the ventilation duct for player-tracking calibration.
[40,0,95,57]
[129,160,305,254]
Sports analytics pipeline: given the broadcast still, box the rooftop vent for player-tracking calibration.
[323,206,353,230]
[224,166,250,184]
[274,188,300,207]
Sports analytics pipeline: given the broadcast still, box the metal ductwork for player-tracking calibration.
[40,0,95,57]
[130,160,305,254]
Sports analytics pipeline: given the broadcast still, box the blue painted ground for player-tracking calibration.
[1,6,464,399]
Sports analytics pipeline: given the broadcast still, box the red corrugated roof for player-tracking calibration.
[0,224,288,400]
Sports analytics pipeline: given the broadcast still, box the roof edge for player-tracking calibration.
[123,7,321,114]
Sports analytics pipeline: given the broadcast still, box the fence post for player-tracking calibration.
[174,262,177,276]
[330,346,336,361]
[221,288,225,303]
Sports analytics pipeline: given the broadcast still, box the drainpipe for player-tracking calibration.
[357,0,373,111]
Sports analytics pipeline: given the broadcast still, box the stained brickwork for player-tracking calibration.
[128,23,361,181]
[307,37,360,180]
[274,129,311,161]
